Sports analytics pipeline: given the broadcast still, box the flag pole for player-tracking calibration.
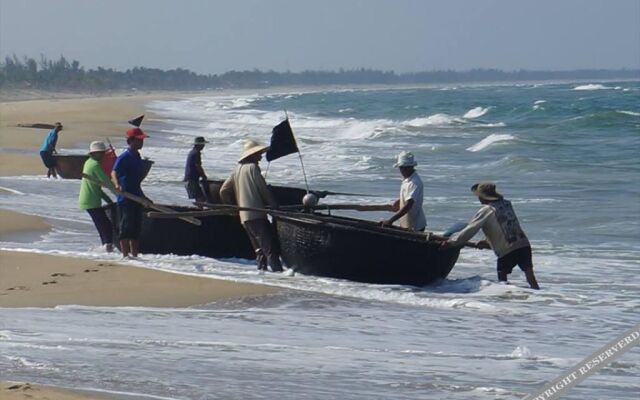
[285,109,310,194]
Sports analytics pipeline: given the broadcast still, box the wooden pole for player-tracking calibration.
[82,173,202,226]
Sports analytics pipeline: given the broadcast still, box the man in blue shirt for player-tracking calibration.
[183,136,211,203]
[111,127,149,259]
[39,122,63,178]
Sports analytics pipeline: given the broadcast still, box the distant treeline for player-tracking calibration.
[1,55,638,92]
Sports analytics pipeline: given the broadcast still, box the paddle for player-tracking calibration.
[148,202,480,248]
[82,173,202,226]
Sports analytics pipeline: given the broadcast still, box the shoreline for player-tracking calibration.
[1,381,146,400]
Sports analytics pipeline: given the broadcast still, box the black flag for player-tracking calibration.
[266,119,299,162]
[128,115,144,127]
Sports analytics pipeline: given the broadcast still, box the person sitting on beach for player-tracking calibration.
[111,127,149,259]
[79,141,115,252]
[219,140,283,272]
[39,122,63,178]
[440,182,540,289]
[184,136,212,203]
[381,151,427,231]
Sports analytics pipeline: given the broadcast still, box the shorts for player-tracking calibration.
[40,151,56,168]
[497,246,533,274]
[118,200,143,240]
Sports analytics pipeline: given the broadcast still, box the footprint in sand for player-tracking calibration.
[6,285,29,291]
[83,269,99,273]
[7,383,33,391]
[42,280,57,285]
[51,272,72,277]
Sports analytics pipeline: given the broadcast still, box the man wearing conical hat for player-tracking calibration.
[440,182,540,289]
[381,151,427,231]
[219,140,283,272]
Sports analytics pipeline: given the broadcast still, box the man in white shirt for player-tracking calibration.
[219,140,283,272]
[381,151,427,231]
[440,182,540,289]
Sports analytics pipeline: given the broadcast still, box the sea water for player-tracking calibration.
[1,82,639,399]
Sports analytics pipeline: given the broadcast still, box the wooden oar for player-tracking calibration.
[82,173,201,226]
[281,203,392,212]
[147,202,479,248]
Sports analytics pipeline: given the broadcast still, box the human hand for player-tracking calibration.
[476,240,491,250]
[380,220,392,227]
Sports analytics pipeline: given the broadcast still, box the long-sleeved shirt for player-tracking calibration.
[40,129,58,153]
[448,199,530,258]
[78,158,112,210]
[219,163,276,224]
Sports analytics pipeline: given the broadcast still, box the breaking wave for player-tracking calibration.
[617,110,640,117]
[573,84,621,91]
[463,106,490,119]
[466,134,516,152]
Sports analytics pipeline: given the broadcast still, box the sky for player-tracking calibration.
[0,0,638,74]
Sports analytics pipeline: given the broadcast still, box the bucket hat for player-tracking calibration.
[471,182,503,201]
[193,136,209,145]
[88,141,107,153]
[393,151,418,168]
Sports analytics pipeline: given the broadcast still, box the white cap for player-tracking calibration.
[89,141,107,153]
[393,151,417,168]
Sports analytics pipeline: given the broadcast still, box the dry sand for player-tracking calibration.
[0,93,173,176]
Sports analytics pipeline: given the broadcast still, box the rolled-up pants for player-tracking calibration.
[243,218,282,272]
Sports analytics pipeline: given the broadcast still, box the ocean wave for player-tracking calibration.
[463,106,490,119]
[617,110,640,117]
[573,83,620,91]
[466,134,516,152]
[404,113,460,127]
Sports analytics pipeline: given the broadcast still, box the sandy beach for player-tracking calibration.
[1,381,120,400]
[0,93,281,395]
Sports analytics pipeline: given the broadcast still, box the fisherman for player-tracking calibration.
[381,151,427,231]
[111,127,150,259]
[219,139,283,272]
[183,136,211,203]
[440,182,540,289]
[79,141,114,252]
[39,122,63,178]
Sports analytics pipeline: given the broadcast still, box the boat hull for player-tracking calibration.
[106,204,255,259]
[274,214,460,285]
[54,154,154,179]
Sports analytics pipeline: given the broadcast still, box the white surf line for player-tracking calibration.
[523,322,640,400]
[0,186,25,195]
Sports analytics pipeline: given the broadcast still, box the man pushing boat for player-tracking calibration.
[440,182,540,289]
[381,151,427,231]
[219,140,283,272]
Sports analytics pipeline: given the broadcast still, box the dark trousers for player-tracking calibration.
[118,201,143,240]
[86,208,113,245]
[185,180,212,203]
[243,218,283,272]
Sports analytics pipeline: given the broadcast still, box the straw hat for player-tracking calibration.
[393,151,418,168]
[239,139,269,162]
[89,141,107,153]
[471,182,503,201]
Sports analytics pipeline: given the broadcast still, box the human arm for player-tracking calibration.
[252,164,278,208]
[381,198,414,227]
[440,206,493,249]
[219,172,236,204]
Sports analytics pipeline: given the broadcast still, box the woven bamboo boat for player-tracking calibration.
[54,154,154,179]
[107,183,322,259]
[274,213,460,285]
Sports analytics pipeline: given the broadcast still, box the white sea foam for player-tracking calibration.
[617,110,640,117]
[466,134,516,152]
[463,106,490,119]
[573,83,614,91]
[534,100,546,105]
[404,113,459,127]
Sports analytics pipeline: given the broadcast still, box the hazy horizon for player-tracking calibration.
[1,0,638,74]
